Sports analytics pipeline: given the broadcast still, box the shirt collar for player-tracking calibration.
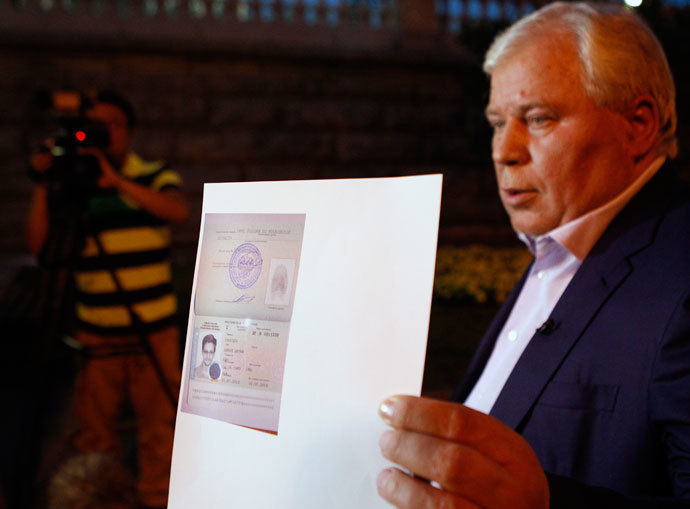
[518,156,666,261]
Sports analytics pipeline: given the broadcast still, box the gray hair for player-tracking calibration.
[484,2,677,159]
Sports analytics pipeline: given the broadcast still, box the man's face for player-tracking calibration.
[86,102,132,163]
[486,36,635,237]
[202,343,215,367]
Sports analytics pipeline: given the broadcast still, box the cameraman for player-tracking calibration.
[26,90,188,509]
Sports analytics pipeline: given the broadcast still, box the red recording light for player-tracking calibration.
[75,130,86,142]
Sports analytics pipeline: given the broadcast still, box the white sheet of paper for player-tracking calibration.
[169,174,443,509]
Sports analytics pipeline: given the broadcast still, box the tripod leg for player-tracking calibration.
[130,326,180,506]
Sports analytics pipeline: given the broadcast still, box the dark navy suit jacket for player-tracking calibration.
[454,165,690,505]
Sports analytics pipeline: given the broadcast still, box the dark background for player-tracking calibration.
[0,1,689,505]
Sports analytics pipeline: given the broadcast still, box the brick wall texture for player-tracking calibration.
[0,42,516,274]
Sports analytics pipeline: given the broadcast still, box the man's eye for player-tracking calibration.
[527,116,552,127]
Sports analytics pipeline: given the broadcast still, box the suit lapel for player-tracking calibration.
[489,251,633,429]
[489,166,676,430]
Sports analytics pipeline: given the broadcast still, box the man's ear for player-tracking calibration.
[626,94,660,160]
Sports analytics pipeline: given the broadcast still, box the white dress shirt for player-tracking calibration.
[464,156,666,414]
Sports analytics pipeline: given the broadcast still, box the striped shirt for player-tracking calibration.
[73,152,182,336]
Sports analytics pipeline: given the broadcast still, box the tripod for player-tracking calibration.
[6,169,178,508]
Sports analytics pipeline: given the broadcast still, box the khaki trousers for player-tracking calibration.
[73,326,181,507]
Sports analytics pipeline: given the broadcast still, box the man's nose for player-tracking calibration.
[492,119,529,166]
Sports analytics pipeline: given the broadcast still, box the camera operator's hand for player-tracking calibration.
[30,151,54,174]
[26,139,59,254]
[29,139,56,176]
[78,147,189,224]
[78,147,122,189]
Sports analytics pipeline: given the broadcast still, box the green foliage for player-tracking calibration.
[434,244,532,304]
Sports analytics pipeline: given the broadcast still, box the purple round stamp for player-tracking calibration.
[209,362,222,381]
[229,243,263,289]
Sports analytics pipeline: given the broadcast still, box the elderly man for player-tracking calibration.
[378,3,690,507]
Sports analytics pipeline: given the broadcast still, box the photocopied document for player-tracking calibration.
[169,175,442,509]
[183,213,305,433]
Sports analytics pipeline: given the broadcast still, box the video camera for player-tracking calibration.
[31,90,111,194]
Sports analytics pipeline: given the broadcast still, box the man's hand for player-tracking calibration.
[29,150,54,174]
[78,147,122,189]
[377,395,549,509]
[29,139,57,175]
[78,147,189,224]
